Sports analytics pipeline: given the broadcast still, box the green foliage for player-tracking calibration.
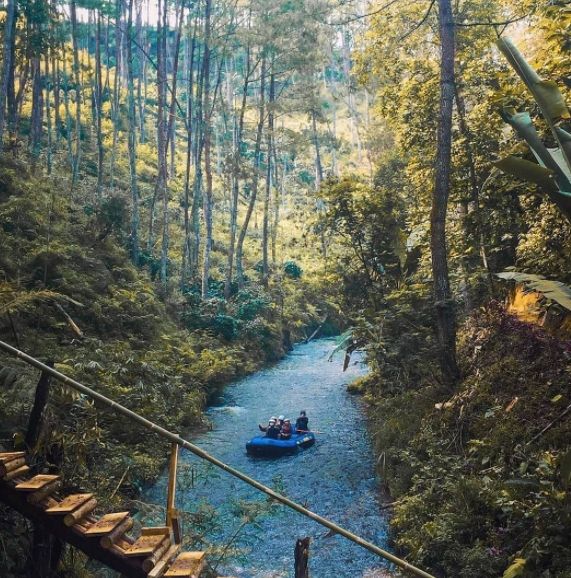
[283,260,302,279]
[212,314,238,340]
[317,170,406,312]
[235,290,269,320]
[0,158,302,574]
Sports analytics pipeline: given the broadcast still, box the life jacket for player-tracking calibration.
[296,416,309,431]
[266,425,280,439]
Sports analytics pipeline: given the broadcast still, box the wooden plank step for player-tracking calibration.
[46,493,94,514]
[100,516,134,549]
[4,465,30,482]
[28,479,62,505]
[83,512,130,536]
[164,552,206,577]
[15,475,59,492]
[124,534,166,557]
[0,452,25,462]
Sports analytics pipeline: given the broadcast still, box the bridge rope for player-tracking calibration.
[0,339,436,578]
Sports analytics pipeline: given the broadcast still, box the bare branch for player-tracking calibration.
[399,0,437,41]
[327,0,404,26]
[454,9,535,29]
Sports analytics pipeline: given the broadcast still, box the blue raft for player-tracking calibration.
[246,431,316,457]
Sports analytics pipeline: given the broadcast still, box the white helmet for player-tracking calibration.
[278,415,285,421]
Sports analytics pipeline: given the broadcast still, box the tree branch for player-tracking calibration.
[399,0,437,41]
[327,0,404,26]
[454,11,533,28]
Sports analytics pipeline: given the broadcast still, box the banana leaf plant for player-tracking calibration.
[496,270,571,312]
[496,38,571,222]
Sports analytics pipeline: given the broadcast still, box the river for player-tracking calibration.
[145,339,391,578]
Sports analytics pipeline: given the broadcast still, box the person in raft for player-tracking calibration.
[266,419,280,439]
[259,416,278,432]
[295,410,309,432]
[280,418,292,439]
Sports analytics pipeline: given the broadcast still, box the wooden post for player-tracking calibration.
[166,440,180,542]
[294,537,310,578]
[25,362,66,574]
[25,363,54,452]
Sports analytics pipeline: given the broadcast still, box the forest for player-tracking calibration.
[0,0,570,576]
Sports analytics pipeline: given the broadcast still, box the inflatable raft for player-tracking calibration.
[246,431,316,457]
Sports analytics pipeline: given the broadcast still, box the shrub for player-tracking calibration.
[283,260,303,279]
[212,314,238,341]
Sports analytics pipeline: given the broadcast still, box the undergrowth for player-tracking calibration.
[366,303,571,578]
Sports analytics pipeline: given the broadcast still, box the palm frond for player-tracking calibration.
[328,328,354,361]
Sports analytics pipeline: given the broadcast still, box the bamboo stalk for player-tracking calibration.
[166,441,178,528]
[142,535,171,573]
[64,498,97,527]
[100,516,134,549]
[4,465,30,481]
[147,544,180,578]
[0,457,26,477]
[0,339,436,578]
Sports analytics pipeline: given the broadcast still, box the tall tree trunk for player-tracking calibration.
[431,0,460,387]
[201,0,213,299]
[7,7,23,141]
[136,3,146,143]
[262,71,275,285]
[190,43,205,279]
[223,41,251,299]
[30,56,43,161]
[62,43,75,176]
[126,0,140,266]
[53,55,61,147]
[0,0,16,152]
[181,19,197,291]
[45,53,53,174]
[165,0,186,171]
[94,13,105,197]
[110,0,122,190]
[311,108,323,191]
[271,147,283,265]
[157,0,169,286]
[70,0,82,191]
[236,54,266,287]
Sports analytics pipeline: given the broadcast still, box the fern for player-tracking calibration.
[0,284,83,315]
